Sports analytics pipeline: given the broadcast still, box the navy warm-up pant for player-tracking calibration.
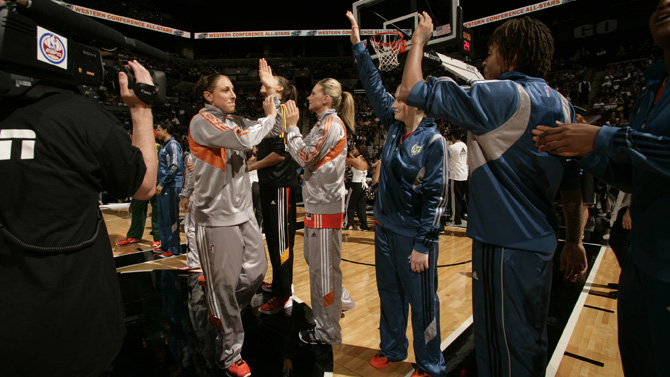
[618,260,670,377]
[157,186,181,254]
[375,224,446,377]
[472,240,553,377]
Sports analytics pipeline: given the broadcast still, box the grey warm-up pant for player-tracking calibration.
[184,201,200,269]
[196,220,267,368]
[303,220,343,345]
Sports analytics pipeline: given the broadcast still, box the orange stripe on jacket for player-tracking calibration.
[200,111,251,137]
[298,117,332,163]
[189,127,226,172]
[316,119,346,169]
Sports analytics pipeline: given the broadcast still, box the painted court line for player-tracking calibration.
[546,245,607,377]
[402,316,474,377]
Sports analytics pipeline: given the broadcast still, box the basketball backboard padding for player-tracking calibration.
[353,0,460,50]
[423,50,484,81]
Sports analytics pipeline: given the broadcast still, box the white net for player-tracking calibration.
[369,32,405,72]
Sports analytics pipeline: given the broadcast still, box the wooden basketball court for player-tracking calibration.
[104,203,624,377]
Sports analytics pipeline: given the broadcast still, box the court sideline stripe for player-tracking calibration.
[545,245,607,377]
[401,315,475,377]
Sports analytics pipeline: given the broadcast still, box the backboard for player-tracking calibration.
[352,0,461,51]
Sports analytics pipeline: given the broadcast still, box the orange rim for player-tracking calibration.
[370,31,406,52]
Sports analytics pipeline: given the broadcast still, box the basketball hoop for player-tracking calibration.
[369,31,406,72]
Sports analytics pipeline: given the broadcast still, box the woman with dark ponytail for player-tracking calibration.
[250,59,300,316]
[187,69,282,377]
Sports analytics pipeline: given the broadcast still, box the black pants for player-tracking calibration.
[346,182,368,230]
[450,179,468,224]
[260,186,296,299]
[252,181,262,232]
[609,206,630,268]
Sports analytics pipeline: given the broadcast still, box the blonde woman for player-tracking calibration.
[283,78,355,345]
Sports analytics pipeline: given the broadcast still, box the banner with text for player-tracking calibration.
[194,29,388,39]
[464,0,575,28]
[58,1,191,38]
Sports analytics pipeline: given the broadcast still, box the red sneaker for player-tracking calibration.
[152,241,161,248]
[157,251,174,258]
[258,297,291,315]
[116,237,138,246]
[226,358,251,377]
[261,282,272,293]
[370,352,392,369]
[197,275,207,286]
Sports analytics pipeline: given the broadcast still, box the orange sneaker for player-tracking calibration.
[116,237,138,246]
[411,369,432,377]
[370,352,391,369]
[226,358,251,377]
[152,241,161,248]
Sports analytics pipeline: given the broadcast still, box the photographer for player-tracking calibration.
[0,59,157,377]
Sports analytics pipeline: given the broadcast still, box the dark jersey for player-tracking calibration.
[0,92,146,377]
[256,136,299,187]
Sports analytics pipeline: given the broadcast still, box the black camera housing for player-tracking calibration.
[0,4,166,106]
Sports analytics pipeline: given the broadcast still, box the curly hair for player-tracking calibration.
[489,16,554,78]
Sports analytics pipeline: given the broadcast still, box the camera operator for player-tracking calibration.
[0,59,157,377]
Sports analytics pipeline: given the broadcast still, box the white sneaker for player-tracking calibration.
[341,287,356,311]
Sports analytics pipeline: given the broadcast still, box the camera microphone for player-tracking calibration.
[15,0,170,62]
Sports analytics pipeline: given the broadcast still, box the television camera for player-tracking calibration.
[0,0,167,106]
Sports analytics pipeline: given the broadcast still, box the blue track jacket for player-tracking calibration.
[581,61,670,282]
[407,70,574,257]
[158,136,183,189]
[353,42,448,254]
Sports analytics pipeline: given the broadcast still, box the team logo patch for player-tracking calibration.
[410,144,423,156]
[209,244,215,254]
[305,213,312,221]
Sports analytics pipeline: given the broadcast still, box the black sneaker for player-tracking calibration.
[298,328,328,345]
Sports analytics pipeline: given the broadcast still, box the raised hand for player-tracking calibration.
[284,100,300,127]
[346,11,361,45]
[412,11,434,48]
[259,58,276,96]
